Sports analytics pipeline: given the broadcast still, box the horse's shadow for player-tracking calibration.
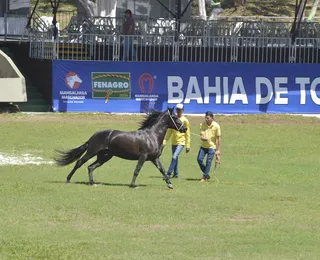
[49,181,147,187]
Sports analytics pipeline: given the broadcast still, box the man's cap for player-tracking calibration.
[124,9,132,15]
[176,104,184,110]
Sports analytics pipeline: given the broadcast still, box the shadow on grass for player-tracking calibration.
[149,176,201,181]
[184,178,201,182]
[49,181,147,187]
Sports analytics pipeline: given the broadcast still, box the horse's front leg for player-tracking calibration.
[130,154,147,188]
[152,158,173,189]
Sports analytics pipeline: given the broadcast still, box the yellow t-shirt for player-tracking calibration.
[163,116,191,149]
[200,121,221,149]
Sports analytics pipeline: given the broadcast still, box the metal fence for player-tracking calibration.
[29,32,320,63]
[62,16,320,39]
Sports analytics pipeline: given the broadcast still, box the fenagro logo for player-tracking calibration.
[65,72,82,89]
[92,72,131,103]
[139,73,154,93]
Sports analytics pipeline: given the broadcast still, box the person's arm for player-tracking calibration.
[185,119,191,153]
[215,125,221,163]
[200,124,208,141]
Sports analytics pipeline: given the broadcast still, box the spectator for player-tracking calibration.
[197,111,221,182]
[122,9,137,61]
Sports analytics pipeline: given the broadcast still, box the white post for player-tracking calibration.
[198,0,207,20]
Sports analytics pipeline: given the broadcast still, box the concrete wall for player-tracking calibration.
[7,42,52,104]
[0,49,27,102]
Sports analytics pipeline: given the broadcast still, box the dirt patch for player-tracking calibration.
[301,225,320,230]
[190,114,320,126]
[0,152,54,166]
[230,215,273,222]
[0,113,144,125]
[0,113,319,126]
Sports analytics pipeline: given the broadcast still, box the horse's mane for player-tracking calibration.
[138,109,163,130]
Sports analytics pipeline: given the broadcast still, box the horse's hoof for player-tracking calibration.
[167,183,173,189]
[66,180,70,184]
[129,184,137,188]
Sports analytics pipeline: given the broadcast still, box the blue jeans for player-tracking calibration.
[197,147,215,179]
[167,145,184,177]
[123,36,137,61]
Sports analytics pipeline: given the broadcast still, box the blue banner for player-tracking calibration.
[52,60,320,113]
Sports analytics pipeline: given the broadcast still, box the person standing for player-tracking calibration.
[197,111,221,182]
[163,104,190,178]
[122,9,137,61]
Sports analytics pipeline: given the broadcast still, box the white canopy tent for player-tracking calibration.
[97,0,117,17]
[96,0,192,18]
[9,0,30,10]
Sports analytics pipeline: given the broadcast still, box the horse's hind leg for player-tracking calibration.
[152,158,173,189]
[66,152,95,184]
[87,151,113,185]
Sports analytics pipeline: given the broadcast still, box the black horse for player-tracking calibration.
[54,108,187,189]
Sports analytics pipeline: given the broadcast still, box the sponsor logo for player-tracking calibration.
[91,72,131,103]
[65,72,82,89]
[135,72,159,102]
[139,73,154,93]
[60,72,87,104]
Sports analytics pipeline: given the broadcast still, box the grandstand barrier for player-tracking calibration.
[0,50,27,102]
[52,60,320,114]
[30,33,320,63]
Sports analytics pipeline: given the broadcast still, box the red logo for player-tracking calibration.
[138,73,154,93]
[65,72,82,89]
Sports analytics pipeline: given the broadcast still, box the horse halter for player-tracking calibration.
[168,110,184,131]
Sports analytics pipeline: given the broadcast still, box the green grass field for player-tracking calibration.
[0,113,319,260]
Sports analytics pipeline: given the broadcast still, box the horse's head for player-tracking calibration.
[66,74,82,89]
[166,107,187,133]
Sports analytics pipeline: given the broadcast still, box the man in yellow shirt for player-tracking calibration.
[197,111,221,182]
[163,104,190,178]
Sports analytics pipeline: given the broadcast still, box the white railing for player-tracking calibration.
[0,13,28,40]
[29,32,320,63]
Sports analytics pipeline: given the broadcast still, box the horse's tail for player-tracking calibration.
[54,142,89,166]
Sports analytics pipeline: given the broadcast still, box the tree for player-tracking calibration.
[307,0,320,21]
[233,0,247,7]
[49,0,60,40]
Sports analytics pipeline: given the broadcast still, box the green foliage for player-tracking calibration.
[0,113,319,259]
